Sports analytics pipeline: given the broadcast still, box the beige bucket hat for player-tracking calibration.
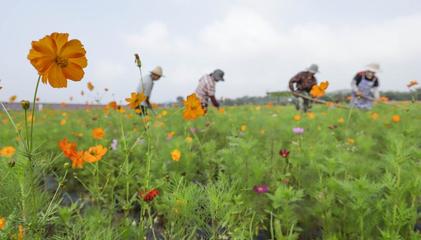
[365,63,381,73]
[151,66,163,77]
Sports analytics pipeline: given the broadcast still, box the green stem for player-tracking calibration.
[24,110,30,151]
[29,75,41,153]
[119,114,130,206]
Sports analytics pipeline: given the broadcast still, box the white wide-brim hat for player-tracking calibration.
[365,63,381,73]
[151,66,164,77]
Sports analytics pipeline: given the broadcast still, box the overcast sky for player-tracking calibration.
[0,0,420,104]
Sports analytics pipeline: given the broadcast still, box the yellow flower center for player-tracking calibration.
[55,56,68,68]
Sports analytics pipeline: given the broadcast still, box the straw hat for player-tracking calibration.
[365,63,381,73]
[306,64,319,74]
[151,66,163,77]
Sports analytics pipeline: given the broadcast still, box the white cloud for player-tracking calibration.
[125,6,421,101]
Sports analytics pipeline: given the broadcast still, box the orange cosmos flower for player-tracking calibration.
[92,128,105,140]
[87,82,94,91]
[18,224,24,240]
[293,114,301,121]
[60,119,67,126]
[0,146,16,158]
[407,80,418,88]
[58,138,77,158]
[379,96,389,103]
[310,81,329,98]
[183,94,205,120]
[125,92,146,109]
[106,101,118,110]
[325,101,335,108]
[391,115,401,123]
[171,149,181,161]
[83,145,107,163]
[0,217,5,230]
[27,32,87,88]
[69,151,84,169]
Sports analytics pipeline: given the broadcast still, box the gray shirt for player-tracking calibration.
[137,74,154,106]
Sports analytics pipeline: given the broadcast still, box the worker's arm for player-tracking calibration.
[209,96,220,108]
[289,73,301,96]
[372,87,380,99]
[351,74,363,96]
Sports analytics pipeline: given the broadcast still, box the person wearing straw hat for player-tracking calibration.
[289,64,319,112]
[136,66,163,115]
[195,69,224,111]
[350,63,380,110]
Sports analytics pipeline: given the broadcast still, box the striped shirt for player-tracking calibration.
[195,74,216,104]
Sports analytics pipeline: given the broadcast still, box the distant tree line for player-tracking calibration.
[217,89,420,106]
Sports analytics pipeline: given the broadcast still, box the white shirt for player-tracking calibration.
[137,74,154,106]
[195,74,216,104]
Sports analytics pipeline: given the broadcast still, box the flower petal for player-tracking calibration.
[47,64,67,88]
[30,56,55,73]
[68,56,88,68]
[50,32,69,53]
[60,39,86,58]
[30,36,56,57]
[62,63,84,81]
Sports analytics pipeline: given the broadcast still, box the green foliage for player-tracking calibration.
[1,103,421,239]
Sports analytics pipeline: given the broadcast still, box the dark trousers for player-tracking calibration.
[135,105,148,116]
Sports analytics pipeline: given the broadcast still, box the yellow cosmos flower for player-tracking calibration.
[338,117,345,124]
[0,217,6,230]
[27,32,88,88]
[125,92,146,109]
[185,136,193,143]
[9,95,17,102]
[183,94,205,121]
[18,224,24,240]
[0,146,16,158]
[87,82,94,91]
[171,149,181,161]
[306,112,315,120]
[346,138,355,145]
[240,124,247,132]
[370,112,379,121]
[293,114,301,121]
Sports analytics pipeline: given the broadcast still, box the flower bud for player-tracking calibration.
[134,53,142,67]
[20,100,30,110]
[8,158,16,168]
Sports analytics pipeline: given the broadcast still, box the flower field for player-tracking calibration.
[1,102,421,239]
[1,32,421,240]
